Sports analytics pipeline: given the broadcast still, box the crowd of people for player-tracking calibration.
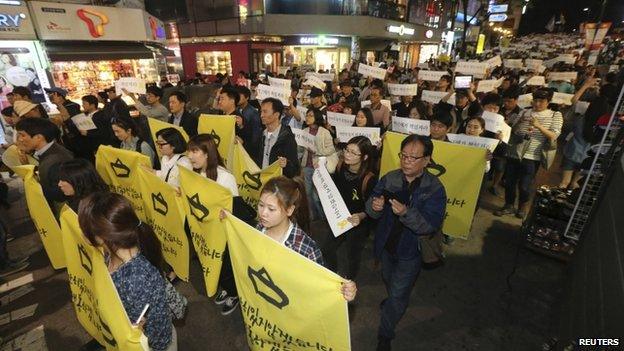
[0,32,623,351]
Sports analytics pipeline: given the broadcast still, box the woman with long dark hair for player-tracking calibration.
[56,158,108,211]
[111,117,157,167]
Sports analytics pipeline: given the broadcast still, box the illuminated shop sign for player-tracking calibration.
[299,36,340,46]
[387,25,415,36]
[0,12,25,28]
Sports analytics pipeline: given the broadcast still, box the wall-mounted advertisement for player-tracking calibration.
[0,40,49,109]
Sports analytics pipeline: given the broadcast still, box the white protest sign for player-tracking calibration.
[70,113,97,131]
[313,158,353,237]
[486,55,502,68]
[547,71,578,82]
[305,75,327,90]
[504,59,523,69]
[277,66,290,75]
[391,116,430,136]
[609,65,620,73]
[525,59,544,71]
[268,76,292,90]
[526,76,546,86]
[555,54,576,64]
[552,92,574,105]
[476,78,503,92]
[291,128,317,152]
[455,61,489,78]
[387,83,418,96]
[335,126,381,145]
[115,77,146,95]
[575,101,590,115]
[420,90,448,104]
[447,134,500,152]
[295,105,308,123]
[316,73,336,82]
[518,93,533,108]
[482,111,511,143]
[418,70,447,82]
[256,84,290,106]
[326,111,355,127]
[358,64,387,80]
[361,99,392,110]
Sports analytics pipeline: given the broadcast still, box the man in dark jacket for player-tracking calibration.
[168,91,198,137]
[252,97,300,177]
[366,134,447,351]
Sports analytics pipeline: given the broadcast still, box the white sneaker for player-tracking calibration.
[214,290,228,305]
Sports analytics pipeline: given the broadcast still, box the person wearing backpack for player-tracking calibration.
[111,117,157,167]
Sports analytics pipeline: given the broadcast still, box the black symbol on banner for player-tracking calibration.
[427,163,447,178]
[99,315,117,347]
[78,244,93,275]
[248,266,289,309]
[110,158,131,178]
[152,192,169,216]
[210,129,221,147]
[242,171,262,190]
[187,193,209,222]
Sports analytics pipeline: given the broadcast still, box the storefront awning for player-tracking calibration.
[44,41,157,61]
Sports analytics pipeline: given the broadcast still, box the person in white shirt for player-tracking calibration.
[153,128,192,188]
[186,134,238,196]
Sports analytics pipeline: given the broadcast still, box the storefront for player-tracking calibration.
[29,1,166,101]
[282,36,351,72]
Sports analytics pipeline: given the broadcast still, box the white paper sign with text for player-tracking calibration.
[361,99,392,111]
[115,77,146,95]
[268,77,292,90]
[391,116,430,136]
[418,70,448,82]
[291,128,317,152]
[455,61,489,78]
[420,90,449,104]
[552,92,574,105]
[326,112,355,127]
[447,134,500,152]
[313,158,353,237]
[482,111,511,143]
[71,113,97,131]
[358,64,387,80]
[335,126,381,144]
[547,72,578,82]
[387,83,418,96]
[256,84,291,106]
[477,78,503,92]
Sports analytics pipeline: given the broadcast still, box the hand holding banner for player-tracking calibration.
[256,84,290,106]
[551,92,574,105]
[71,113,97,131]
[387,83,418,96]
[447,133,500,152]
[481,111,511,143]
[313,157,354,237]
[292,128,317,152]
[268,76,292,90]
[476,78,503,92]
[115,77,146,96]
[391,116,430,136]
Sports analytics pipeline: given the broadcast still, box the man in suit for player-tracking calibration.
[15,118,73,209]
[252,97,300,178]
[168,91,198,137]
[79,95,115,161]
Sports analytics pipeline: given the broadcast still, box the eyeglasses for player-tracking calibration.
[398,152,426,163]
[156,141,169,147]
[344,148,362,157]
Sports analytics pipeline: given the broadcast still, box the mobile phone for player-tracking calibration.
[134,304,150,325]
[454,75,473,89]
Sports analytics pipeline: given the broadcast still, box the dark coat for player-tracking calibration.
[168,110,198,137]
[38,142,74,204]
[252,125,300,178]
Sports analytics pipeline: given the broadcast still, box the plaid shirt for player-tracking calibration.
[257,223,325,266]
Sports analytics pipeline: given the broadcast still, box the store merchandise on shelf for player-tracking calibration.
[195,51,232,76]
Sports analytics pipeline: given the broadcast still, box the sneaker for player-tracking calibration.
[221,296,239,316]
[494,205,515,217]
[214,290,228,305]
[376,336,392,351]
[0,261,29,278]
[443,234,455,245]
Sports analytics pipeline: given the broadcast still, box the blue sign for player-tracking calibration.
[488,4,508,13]
[489,13,508,22]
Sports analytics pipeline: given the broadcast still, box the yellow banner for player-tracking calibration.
[178,166,232,296]
[224,215,350,351]
[12,165,65,269]
[147,118,189,158]
[197,115,236,168]
[137,168,190,281]
[231,143,282,209]
[380,132,485,239]
[95,145,151,221]
[60,207,147,351]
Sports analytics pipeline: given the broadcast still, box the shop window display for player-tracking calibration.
[0,50,46,109]
[196,51,233,76]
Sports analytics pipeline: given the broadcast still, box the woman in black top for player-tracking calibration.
[56,158,109,212]
[323,136,377,280]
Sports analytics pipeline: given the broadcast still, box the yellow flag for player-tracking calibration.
[95,145,151,220]
[178,166,232,296]
[147,118,189,158]
[380,132,485,239]
[12,165,65,269]
[60,207,147,351]
[197,115,236,168]
[224,215,350,351]
[137,168,190,281]
[231,143,282,209]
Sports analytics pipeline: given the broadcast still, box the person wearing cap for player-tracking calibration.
[122,86,169,122]
[338,79,360,111]
[495,88,563,219]
[12,100,42,120]
[47,87,84,158]
[11,86,49,119]
[309,87,327,112]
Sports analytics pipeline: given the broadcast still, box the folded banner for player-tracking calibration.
[12,165,65,269]
[447,133,500,152]
[179,167,232,296]
[418,70,448,82]
[387,83,418,96]
[552,92,574,105]
[420,90,449,104]
[137,168,190,281]
[268,77,292,90]
[476,78,503,92]
[197,115,236,169]
[291,128,317,152]
[380,132,486,239]
[357,63,387,80]
[147,118,189,157]
[326,111,355,127]
[95,145,151,220]
[455,61,488,78]
[60,207,148,351]
[335,126,381,145]
[224,215,350,351]
[481,111,511,143]
[256,84,291,106]
[231,143,282,209]
[391,116,430,136]
[313,158,353,237]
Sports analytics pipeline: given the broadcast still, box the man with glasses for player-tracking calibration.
[365,134,447,351]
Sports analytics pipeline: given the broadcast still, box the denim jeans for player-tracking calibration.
[504,158,540,206]
[302,167,324,221]
[378,249,421,340]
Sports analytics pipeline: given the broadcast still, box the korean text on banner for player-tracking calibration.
[481,111,511,143]
[387,83,418,96]
[115,77,146,96]
[526,76,546,86]
[305,75,327,90]
[476,78,503,92]
[179,167,232,297]
[361,99,392,111]
[335,126,381,145]
[197,115,236,169]
[60,207,148,351]
[95,145,151,220]
[231,143,282,209]
[291,128,317,152]
[486,55,502,68]
[552,92,574,106]
[268,77,292,90]
[137,168,190,281]
[391,116,430,136]
[326,112,355,127]
[379,132,485,239]
[420,90,448,104]
[447,133,500,152]
[418,70,448,82]
[547,72,578,82]
[525,59,544,71]
[147,118,189,157]
[12,165,65,269]
[71,114,97,131]
[357,64,387,80]
[504,59,523,69]
[224,215,351,351]
[455,61,488,78]
[313,158,353,237]
[256,84,290,106]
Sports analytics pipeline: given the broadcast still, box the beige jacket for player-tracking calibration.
[301,126,338,173]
